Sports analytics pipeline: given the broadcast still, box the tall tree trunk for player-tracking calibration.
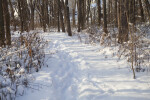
[18,0,24,32]
[0,0,5,46]
[143,0,150,22]
[3,0,11,45]
[78,0,82,32]
[58,0,65,32]
[81,0,85,29]
[114,0,118,27]
[57,0,60,32]
[87,0,91,27]
[109,0,113,25]
[50,0,54,27]
[42,0,47,32]
[107,0,110,24]
[72,0,76,27]
[129,0,136,24]
[61,0,67,26]
[8,0,16,31]
[30,0,35,30]
[83,0,86,28]
[65,0,72,36]
[23,0,30,32]
[118,0,128,43]
[103,0,108,34]
[97,0,101,26]
[139,0,144,22]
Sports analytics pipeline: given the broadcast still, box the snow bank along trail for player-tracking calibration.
[17,32,150,100]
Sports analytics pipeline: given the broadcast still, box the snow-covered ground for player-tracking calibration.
[16,32,150,100]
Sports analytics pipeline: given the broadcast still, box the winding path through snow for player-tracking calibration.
[17,32,150,100]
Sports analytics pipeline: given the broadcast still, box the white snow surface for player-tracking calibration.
[16,32,150,100]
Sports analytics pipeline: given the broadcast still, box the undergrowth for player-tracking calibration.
[0,31,47,100]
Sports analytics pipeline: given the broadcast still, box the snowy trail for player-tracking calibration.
[17,32,150,100]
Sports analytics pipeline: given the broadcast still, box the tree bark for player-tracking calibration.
[139,0,144,22]
[81,0,85,29]
[61,0,67,26]
[65,0,72,36]
[143,0,150,22]
[3,0,11,45]
[129,0,136,24]
[114,0,118,27]
[118,0,128,43]
[103,0,108,34]
[97,0,101,26]
[30,0,35,30]
[72,0,76,27]
[87,0,91,27]
[0,0,5,46]
[57,0,60,32]
[58,0,65,32]
[78,0,82,32]
[18,0,23,32]
[8,0,16,31]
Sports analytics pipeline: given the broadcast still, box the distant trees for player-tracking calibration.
[0,0,149,79]
[0,0,150,47]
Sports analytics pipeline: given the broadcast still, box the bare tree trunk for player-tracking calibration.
[118,0,128,43]
[78,0,82,32]
[81,0,85,29]
[72,0,76,27]
[42,0,47,32]
[3,0,11,45]
[97,0,101,26]
[17,0,30,32]
[87,0,91,27]
[58,0,65,32]
[93,8,96,25]
[114,0,118,27]
[107,0,110,24]
[23,0,30,32]
[90,11,93,25]
[143,0,150,22]
[50,0,54,27]
[65,0,72,36]
[0,0,5,47]
[57,0,60,32]
[18,0,23,32]
[8,0,16,31]
[103,0,108,34]
[30,0,35,30]
[139,0,144,22]
[82,0,86,28]
[61,0,67,26]
[129,0,136,24]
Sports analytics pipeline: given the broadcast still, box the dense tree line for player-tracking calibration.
[0,0,150,47]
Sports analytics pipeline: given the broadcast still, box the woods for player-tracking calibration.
[0,0,149,44]
[0,0,149,78]
[0,0,149,34]
[0,0,150,100]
